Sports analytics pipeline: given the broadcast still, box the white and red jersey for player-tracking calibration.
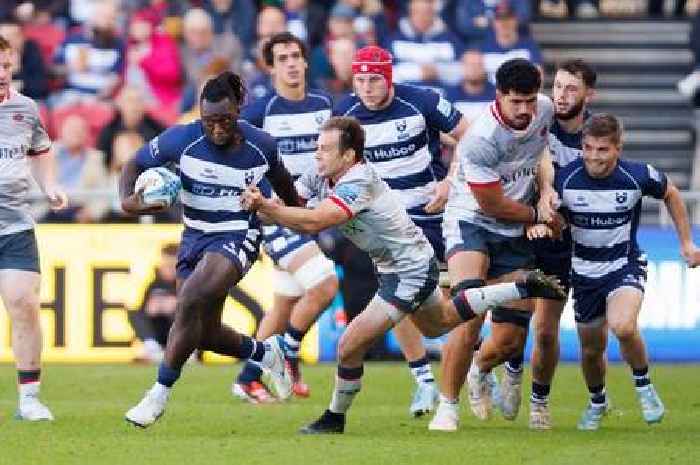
[0,89,52,235]
[446,94,553,237]
[296,162,433,274]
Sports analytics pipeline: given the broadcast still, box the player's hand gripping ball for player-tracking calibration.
[134,167,182,208]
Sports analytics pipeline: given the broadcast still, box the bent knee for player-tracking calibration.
[5,293,40,317]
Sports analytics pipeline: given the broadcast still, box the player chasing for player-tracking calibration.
[233,32,338,402]
[533,113,700,430]
[120,71,303,428]
[0,34,68,421]
[527,58,596,430]
[241,116,566,434]
[429,58,561,431]
[336,45,471,417]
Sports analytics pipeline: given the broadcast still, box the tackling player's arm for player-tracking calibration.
[242,186,348,234]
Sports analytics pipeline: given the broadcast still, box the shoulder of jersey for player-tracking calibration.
[305,89,333,106]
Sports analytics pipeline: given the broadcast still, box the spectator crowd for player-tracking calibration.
[0,0,695,223]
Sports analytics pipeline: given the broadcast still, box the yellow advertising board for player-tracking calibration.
[0,225,318,363]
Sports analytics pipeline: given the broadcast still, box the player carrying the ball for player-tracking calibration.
[120,71,302,428]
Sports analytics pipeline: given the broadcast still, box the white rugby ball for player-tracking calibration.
[135,167,182,208]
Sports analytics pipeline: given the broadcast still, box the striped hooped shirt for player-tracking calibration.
[135,120,282,239]
[555,158,667,286]
[335,83,462,223]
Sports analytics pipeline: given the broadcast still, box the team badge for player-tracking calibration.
[244,169,255,186]
[616,191,627,204]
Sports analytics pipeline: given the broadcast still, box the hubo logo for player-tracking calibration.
[395,119,408,140]
[192,183,243,197]
[616,191,628,204]
[366,143,416,161]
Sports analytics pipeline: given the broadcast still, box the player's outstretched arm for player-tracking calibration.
[242,186,347,234]
[663,182,700,267]
[267,158,304,207]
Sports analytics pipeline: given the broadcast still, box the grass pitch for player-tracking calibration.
[1,363,698,465]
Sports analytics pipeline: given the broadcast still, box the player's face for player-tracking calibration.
[201,98,239,146]
[316,129,349,180]
[353,74,390,110]
[0,50,14,100]
[271,42,307,88]
[583,134,621,178]
[496,90,537,130]
[552,70,589,121]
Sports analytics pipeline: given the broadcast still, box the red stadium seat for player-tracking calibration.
[49,102,116,147]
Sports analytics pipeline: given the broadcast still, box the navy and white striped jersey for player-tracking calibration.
[134,120,281,240]
[548,112,589,170]
[241,90,332,178]
[241,91,332,265]
[335,83,462,223]
[555,158,668,286]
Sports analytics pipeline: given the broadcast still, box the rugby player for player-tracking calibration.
[335,45,470,417]
[241,116,565,434]
[0,35,68,421]
[120,72,300,428]
[551,114,700,430]
[233,32,338,402]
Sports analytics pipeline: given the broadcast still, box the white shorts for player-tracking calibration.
[273,252,336,297]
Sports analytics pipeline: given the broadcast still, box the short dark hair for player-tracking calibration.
[582,113,623,145]
[200,71,246,106]
[495,58,541,94]
[262,32,308,67]
[557,59,597,88]
[0,35,10,52]
[321,117,365,161]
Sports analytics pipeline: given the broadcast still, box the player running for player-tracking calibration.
[0,35,68,421]
[335,45,470,417]
[527,58,597,430]
[120,72,301,428]
[548,113,700,430]
[241,116,565,434]
[233,32,338,402]
[429,58,560,431]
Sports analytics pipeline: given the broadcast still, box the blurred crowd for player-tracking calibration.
[1,0,695,223]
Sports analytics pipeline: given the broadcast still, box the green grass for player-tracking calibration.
[1,363,699,465]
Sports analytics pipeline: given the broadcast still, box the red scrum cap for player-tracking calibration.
[351,46,393,88]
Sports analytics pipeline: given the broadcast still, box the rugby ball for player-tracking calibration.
[134,167,182,208]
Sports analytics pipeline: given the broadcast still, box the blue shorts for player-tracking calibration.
[413,217,445,264]
[532,231,572,292]
[262,225,315,268]
[377,259,439,314]
[572,259,647,324]
[177,229,261,280]
[0,229,40,273]
[444,220,534,280]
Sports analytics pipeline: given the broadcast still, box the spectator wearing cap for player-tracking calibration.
[0,16,49,100]
[444,0,531,45]
[444,49,496,124]
[479,2,542,85]
[385,0,465,90]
